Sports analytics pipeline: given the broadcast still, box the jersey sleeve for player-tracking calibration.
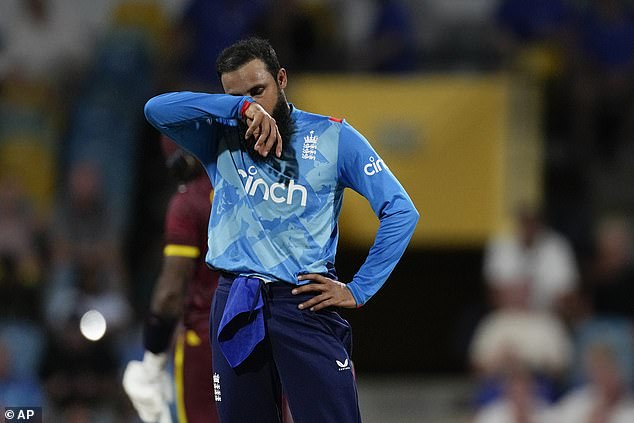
[337,122,419,306]
[163,192,202,259]
[144,92,253,166]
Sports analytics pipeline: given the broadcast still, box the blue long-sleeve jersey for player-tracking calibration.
[145,92,419,306]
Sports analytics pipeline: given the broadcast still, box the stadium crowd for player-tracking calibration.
[0,0,633,421]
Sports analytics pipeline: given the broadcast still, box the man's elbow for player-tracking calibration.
[382,198,419,233]
[144,96,163,127]
[144,93,176,128]
[404,202,420,232]
[409,203,420,222]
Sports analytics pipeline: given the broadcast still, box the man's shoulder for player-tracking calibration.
[293,106,346,127]
[293,108,357,148]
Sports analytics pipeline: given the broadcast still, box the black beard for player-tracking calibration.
[238,91,295,169]
[272,94,295,148]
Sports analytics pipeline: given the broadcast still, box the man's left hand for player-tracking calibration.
[292,274,357,311]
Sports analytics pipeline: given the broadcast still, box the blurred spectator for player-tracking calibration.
[468,282,573,407]
[483,206,579,314]
[547,341,634,422]
[0,176,43,319]
[0,0,99,86]
[105,0,176,92]
[469,291,573,380]
[567,318,634,396]
[473,363,552,423]
[473,217,577,408]
[0,0,102,232]
[62,28,155,237]
[583,216,634,318]
[45,161,130,334]
[40,158,133,420]
[337,0,377,66]
[49,161,122,276]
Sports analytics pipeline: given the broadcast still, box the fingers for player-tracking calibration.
[254,119,273,155]
[274,124,283,158]
[244,103,282,158]
[244,112,261,140]
[292,283,326,296]
[297,273,328,284]
[256,118,281,158]
[293,274,357,310]
[298,293,329,311]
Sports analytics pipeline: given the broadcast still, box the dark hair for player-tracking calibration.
[216,38,281,79]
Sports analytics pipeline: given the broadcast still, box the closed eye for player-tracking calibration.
[249,86,265,97]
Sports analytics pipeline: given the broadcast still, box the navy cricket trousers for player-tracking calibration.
[210,274,362,423]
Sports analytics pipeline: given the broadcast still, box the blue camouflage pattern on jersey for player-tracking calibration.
[145,92,419,305]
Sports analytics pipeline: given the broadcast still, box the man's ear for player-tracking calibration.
[277,68,287,89]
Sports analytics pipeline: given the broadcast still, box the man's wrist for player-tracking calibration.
[239,97,255,119]
[143,313,177,354]
[345,281,364,308]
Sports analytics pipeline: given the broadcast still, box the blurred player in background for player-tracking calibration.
[123,136,219,423]
[144,38,418,422]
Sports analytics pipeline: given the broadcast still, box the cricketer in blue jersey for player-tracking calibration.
[144,38,419,423]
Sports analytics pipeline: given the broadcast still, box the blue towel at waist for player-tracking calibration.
[217,276,265,368]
